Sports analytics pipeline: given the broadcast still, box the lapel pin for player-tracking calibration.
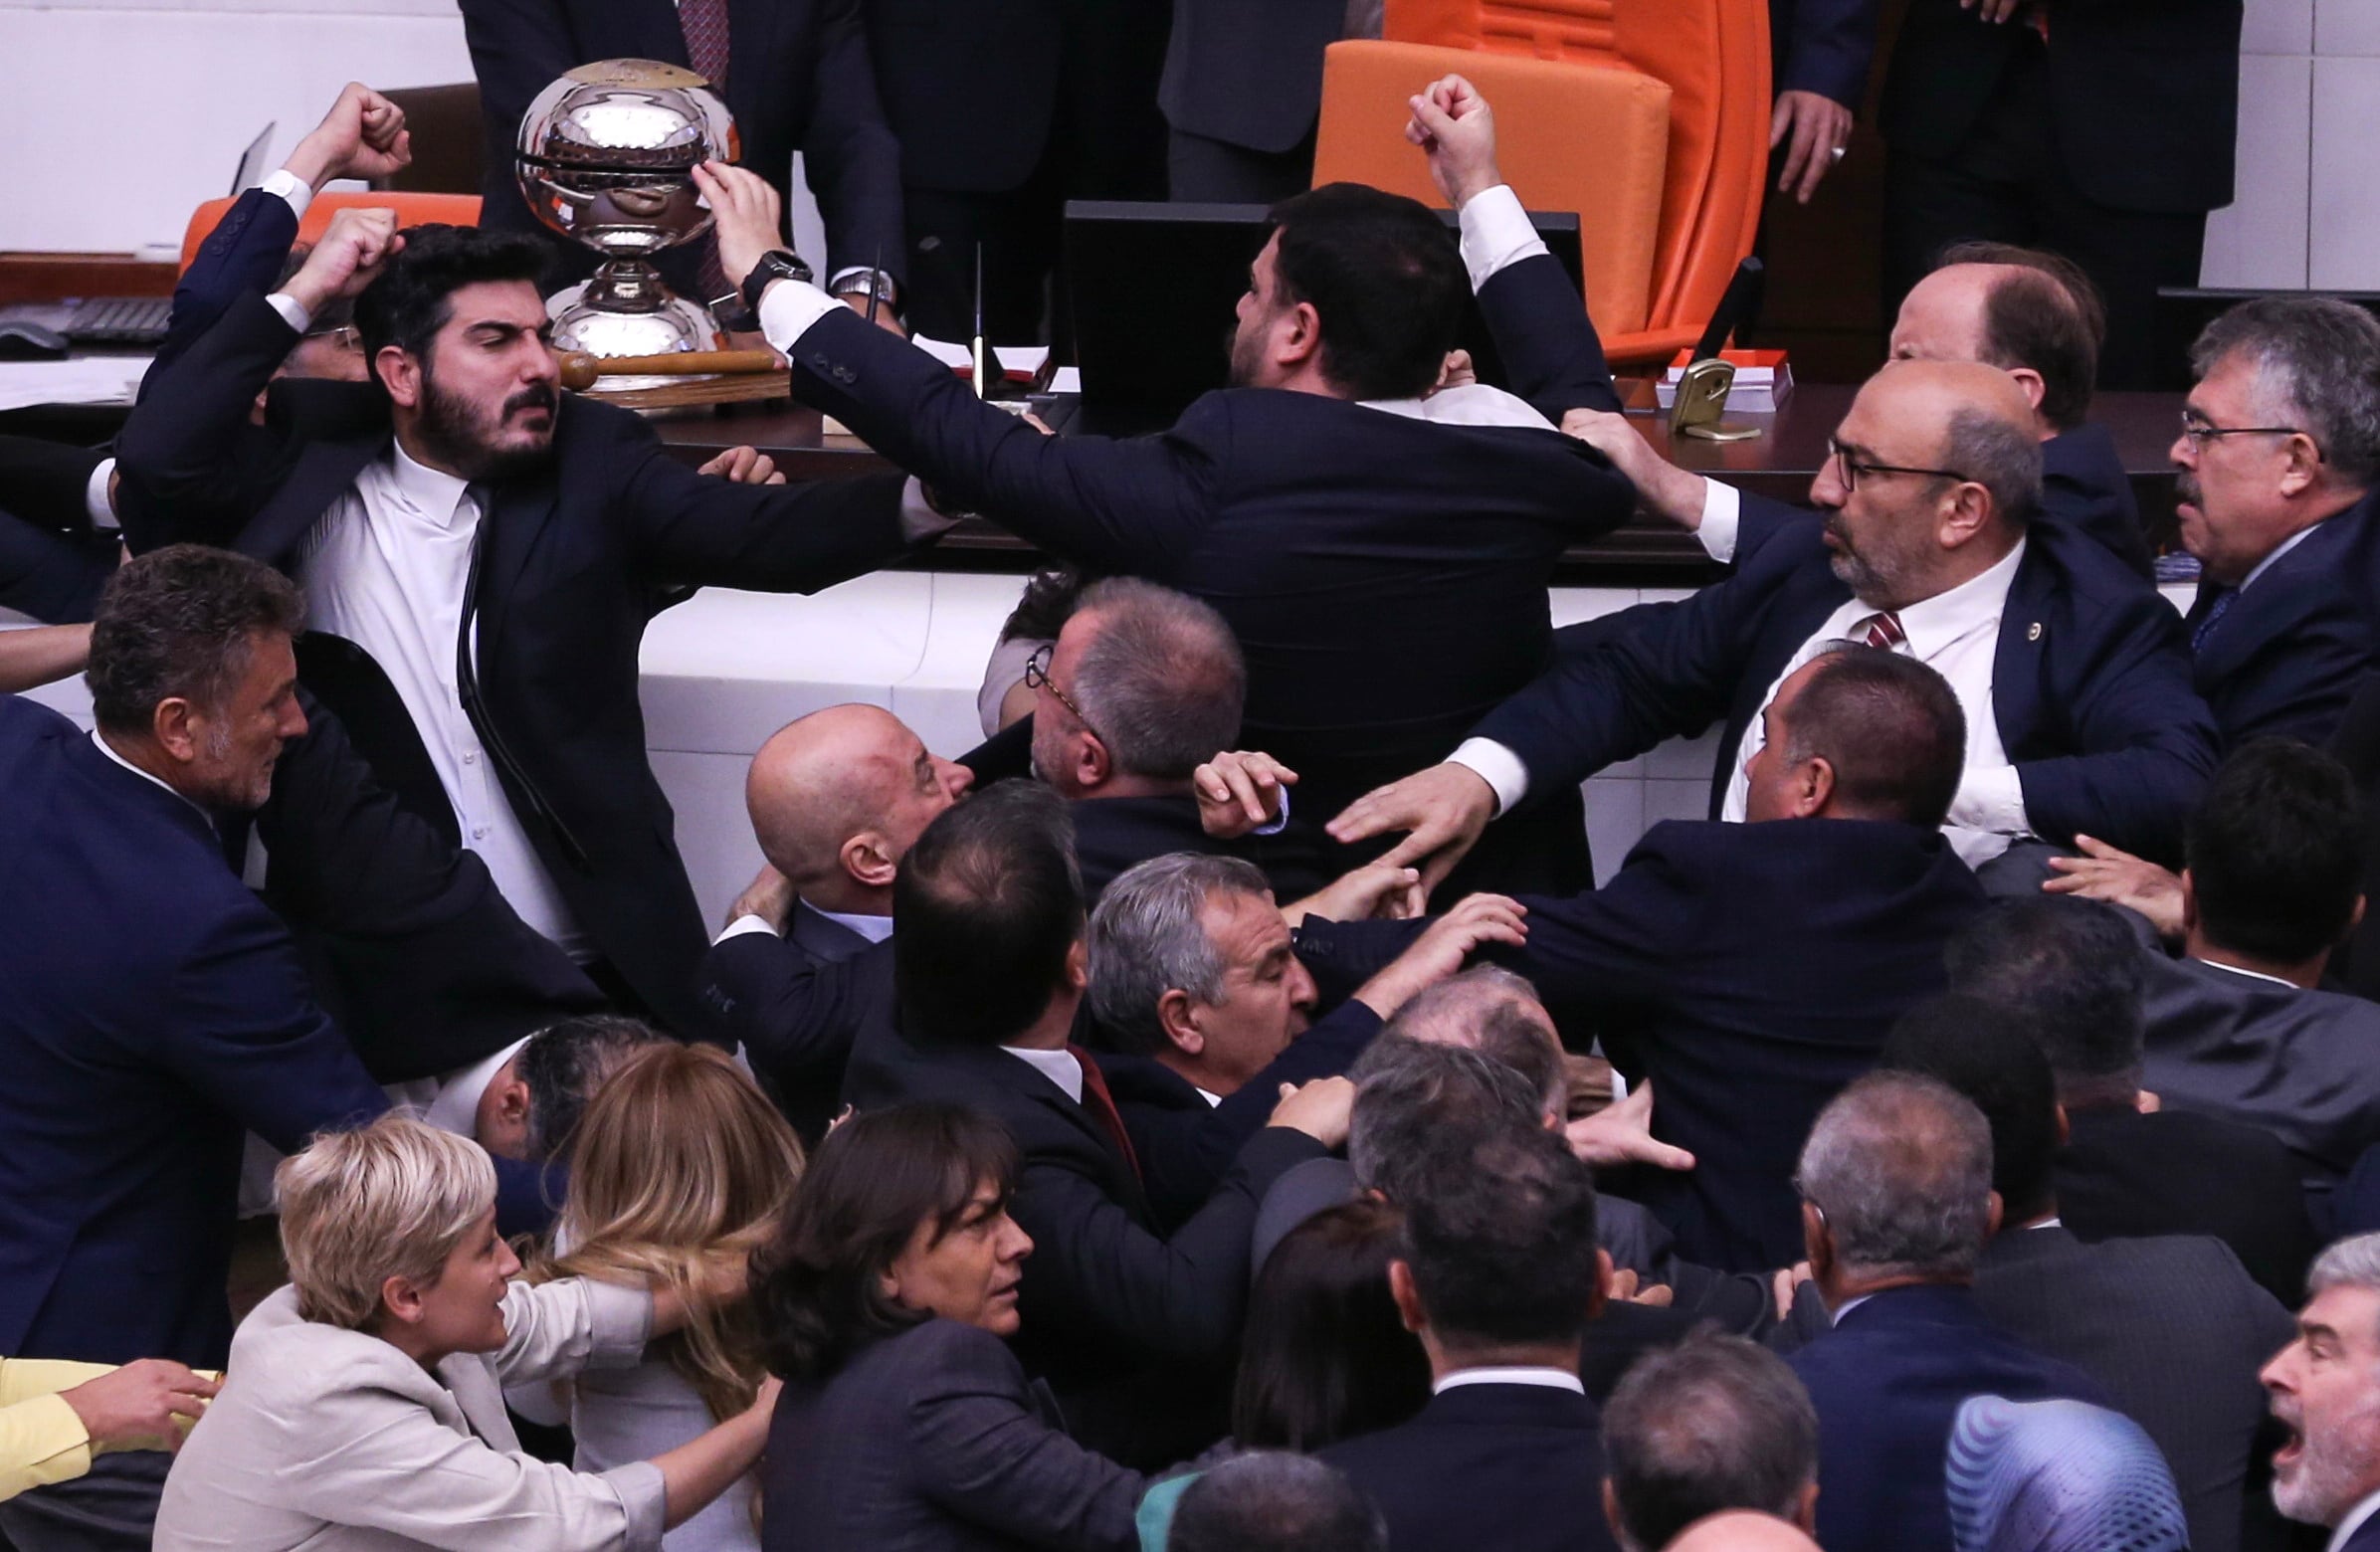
[2027,622,2043,642]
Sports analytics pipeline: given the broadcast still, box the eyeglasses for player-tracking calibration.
[1827,438,1969,492]
[2178,411,2317,456]
[1024,643,1103,745]
[302,323,363,352]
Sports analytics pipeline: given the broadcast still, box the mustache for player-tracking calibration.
[2176,473,2203,507]
[504,384,558,418]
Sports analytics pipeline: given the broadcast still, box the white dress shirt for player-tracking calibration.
[296,443,589,958]
[1003,1044,1084,1104]
[2332,1488,2380,1552]
[713,900,894,946]
[420,1035,532,1140]
[1433,1365,1586,1397]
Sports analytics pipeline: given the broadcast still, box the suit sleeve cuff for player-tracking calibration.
[713,914,779,945]
[261,168,314,220]
[265,291,311,334]
[86,458,118,531]
[1458,184,1547,292]
[1948,763,2031,837]
[582,1277,657,1370]
[1450,737,1528,816]
[1252,785,1291,837]
[757,276,849,356]
[1696,481,1739,562]
[600,1460,669,1552]
[899,478,960,542]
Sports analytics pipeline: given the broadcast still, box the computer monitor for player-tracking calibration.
[1062,199,1587,434]
[2154,288,2380,391]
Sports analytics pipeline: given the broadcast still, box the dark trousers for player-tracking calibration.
[1883,40,2207,390]
[0,514,112,624]
[0,1452,169,1552]
[1167,126,1316,205]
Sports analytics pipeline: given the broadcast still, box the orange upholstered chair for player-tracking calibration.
[178,193,485,273]
[1314,0,1771,367]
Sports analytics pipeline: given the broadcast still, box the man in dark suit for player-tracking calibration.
[1601,1331,1822,1551]
[1320,1118,1619,1552]
[0,436,116,625]
[113,218,938,1036]
[1159,0,1351,203]
[704,157,1636,896]
[1086,852,1524,1228]
[860,0,1168,341]
[1884,996,2297,1552]
[1787,1071,2107,1552]
[1878,0,2244,388]
[1305,646,1990,1269]
[461,0,906,325]
[2263,1234,2380,1550]
[1766,0,1880,206]
[1337,355,2216,887]
[843,782,1348,1465]
[2135,740,2380,1183]
[1946,893,2320,1304]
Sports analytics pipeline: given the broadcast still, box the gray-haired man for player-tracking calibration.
[2264,1234,2380,1552]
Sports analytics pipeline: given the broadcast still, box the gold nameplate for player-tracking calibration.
[1670,357,1762,443]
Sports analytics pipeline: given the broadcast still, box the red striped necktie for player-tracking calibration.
[1069,1045,1144,1184]
[1856,611,1906,651]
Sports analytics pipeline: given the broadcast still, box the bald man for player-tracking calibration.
[1666,1511,1825,1552]
[694,703,972,1136]
[1333,357,2217,882]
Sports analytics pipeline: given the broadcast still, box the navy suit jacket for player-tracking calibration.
[696,905,889,1140]
[147,184,302,392]
[0,436,112,624]
[1470,516,2216,865]
[779,282,1632,888]
[0,697,392,1369]
[2186,492,2380,750]
[1770,0,1880,109]
[463,0,904,291]
[1298,818,1988,1269]
[1321,1383,1618,1552]
[114,289,919,1034]
[1790,1283,2109,1552]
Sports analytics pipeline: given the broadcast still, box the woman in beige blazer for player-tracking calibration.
[153,1114,778,1552]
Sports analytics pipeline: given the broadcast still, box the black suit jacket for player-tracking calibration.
[1321,1383,1619,1552]
[2141,953,2380,1183]
[462,0,905,290]
[780,278,1634,888]
[1975,1224,2296,1552]
[762,1318,1144,1552]
[844,1022,1326,1464]
[696,904,889,1139]
[1100,1000,1381,1232]
[113,289,919,1034]
[2335,673,2380,1001]
[1070,790,1337,907]
[0,436,112,623]
[2186,494,2380,750]
[1157,0,1344,154]
[1790,1283,2109,1552]
[1298,818,1988,1269]
[1881,0,2244,215]
[2058,1101,2318,1307]
[1470,515,2217,866]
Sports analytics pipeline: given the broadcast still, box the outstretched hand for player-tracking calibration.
[693,161,787,295]
[1328,762,1498,896]
[1404,74,1503,209]
[286,83,411,190]
[282,208,405,317]
[2042,834,2186,943]
[1565,1081,1694,1172]
[1195,749,1297,839]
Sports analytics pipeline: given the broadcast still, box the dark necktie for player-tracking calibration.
[2190,586,2238,655]
[1069,1044,1144,1184]
[1855,611,1906,651]
[677,0,735,311]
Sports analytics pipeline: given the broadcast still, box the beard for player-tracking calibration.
[1824,512,1921,609]
[2272,1401,2380,1527]
[1225,317,1268,390]
[413,362,558,484]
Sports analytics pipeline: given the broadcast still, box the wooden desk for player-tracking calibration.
[651,382,2187,585]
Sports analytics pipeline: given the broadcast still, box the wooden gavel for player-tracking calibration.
[555,348,783,392]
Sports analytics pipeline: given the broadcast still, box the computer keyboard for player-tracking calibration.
[64,296,174,349]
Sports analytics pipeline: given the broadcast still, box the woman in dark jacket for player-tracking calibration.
[754,1101,1146,1552]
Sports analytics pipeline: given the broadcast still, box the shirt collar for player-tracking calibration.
[2329,1486,2380,1552]
[1433,1366,1585,1396]
[806,900,895,945]
[88,728,212,822]
[1194,1086,1224,1108]
[2194,957,2301,990]
[1832,1293,1876,1325]
[1889,534,2026,660]
[387,440,477,531]
[2243,519,2329,593]
[1358,384,1554,430]
[422,1036,532,1140]
[1002,1044,1083,1104]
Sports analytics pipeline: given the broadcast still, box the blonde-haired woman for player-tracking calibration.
[523,1044,804,1552]
[153,1114,774,1552]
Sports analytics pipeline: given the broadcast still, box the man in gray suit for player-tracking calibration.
[2138,739,2380,1184]
[1883,996,2297,1552]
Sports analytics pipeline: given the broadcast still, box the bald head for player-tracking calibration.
[745,703,971,913]
[1380,967,1564,1121]
[1894,247,2104,433]
[1666,1512,1825,1552]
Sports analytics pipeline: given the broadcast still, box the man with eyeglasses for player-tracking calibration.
[1333,355,2217,885]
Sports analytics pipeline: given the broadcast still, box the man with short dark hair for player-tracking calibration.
[1321,1122,1618,1552]
[1304,646,1990,1269]
[1787,1071,2106,1552]
[845,781,1350,1465]
[444,1012,662,1163]
[115,217,946,1036]
[1601,1332,1821,1552]
[701,155,1638,894]
[1882,995,2296,1552]
[1946,894,2318,1303]
[1166,1452,1386,1552]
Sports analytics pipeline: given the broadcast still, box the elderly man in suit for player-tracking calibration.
[2264,1233,2380,1552]
[1320,1119,1619,1552]
[1947,894,2320,1305]
[1884,997,2297,1552]
[701,153,1637,896]
[1786,1071,2107,1552]
[113,218,946,1037]
[1301,647,1990,1269]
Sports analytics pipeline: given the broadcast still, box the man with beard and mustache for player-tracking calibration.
[2262,1233,2380,1552]
[113,216,950,1037]
[1331,358,2218,887]
[695,157,1637,897]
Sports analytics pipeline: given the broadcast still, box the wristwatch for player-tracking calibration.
[739,249,815,319]
[831,269,897,308]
